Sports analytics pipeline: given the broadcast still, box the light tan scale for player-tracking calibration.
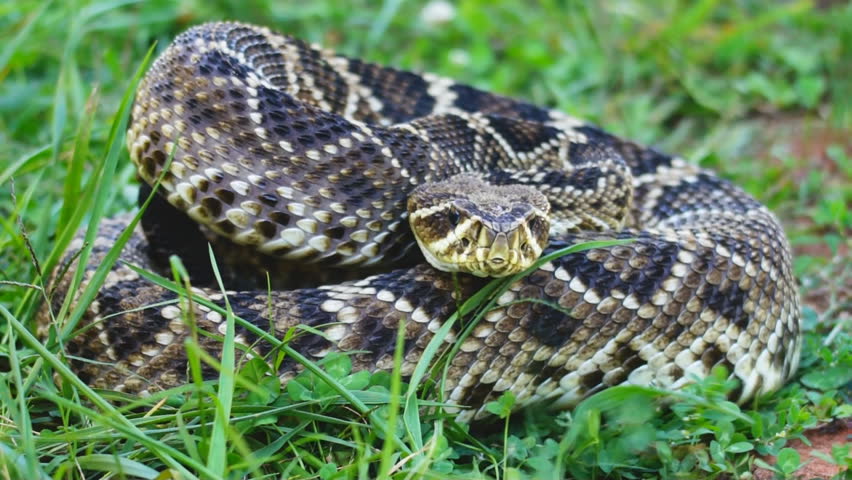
[43,22,801,422]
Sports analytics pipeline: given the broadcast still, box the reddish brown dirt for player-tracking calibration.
[751,114,851,316]
[753,418,851,480]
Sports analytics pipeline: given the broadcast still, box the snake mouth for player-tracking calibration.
[469,252,526,277]
[411,215,549,277]
[412,235,535,277]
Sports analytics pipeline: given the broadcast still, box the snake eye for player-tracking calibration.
[447,208,460,227]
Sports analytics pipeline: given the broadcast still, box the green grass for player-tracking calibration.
[1,0,850,479]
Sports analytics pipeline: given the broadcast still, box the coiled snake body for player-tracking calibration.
[45,22,801,421]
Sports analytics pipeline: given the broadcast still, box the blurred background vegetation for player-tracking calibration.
[0,1,849,478]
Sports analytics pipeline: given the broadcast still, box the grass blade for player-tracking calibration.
[72,454,159,479]
[0,1,51,74]
[205,245,237,475]
[0,144,50,187]
[1,305,213,479]
[4,316,39,479]
[376,318,407,479]
[54,44,156,336]
[59,86,99,227]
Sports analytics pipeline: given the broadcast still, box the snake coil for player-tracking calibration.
[43,22,801,422]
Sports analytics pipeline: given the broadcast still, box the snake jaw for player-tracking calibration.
[411,219,544,277]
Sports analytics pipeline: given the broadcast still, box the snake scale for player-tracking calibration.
[43,22,801,422]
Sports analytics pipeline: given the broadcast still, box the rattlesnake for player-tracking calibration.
[43,22,801,421]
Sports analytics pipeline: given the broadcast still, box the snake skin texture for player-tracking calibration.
[42,22,801,422]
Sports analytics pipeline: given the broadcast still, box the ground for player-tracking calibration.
[0,1,849,479]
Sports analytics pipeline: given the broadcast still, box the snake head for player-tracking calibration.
[407,174,551,277]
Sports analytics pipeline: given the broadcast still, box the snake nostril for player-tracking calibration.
[461,238,471,248]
